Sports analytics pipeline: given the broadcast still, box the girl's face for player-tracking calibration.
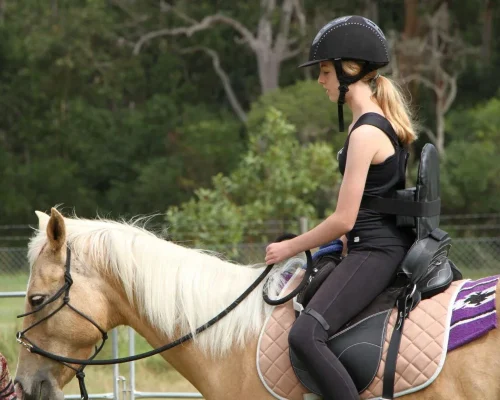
[317,61,340,102]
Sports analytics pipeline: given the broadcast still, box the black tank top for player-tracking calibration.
[337,113,413,250]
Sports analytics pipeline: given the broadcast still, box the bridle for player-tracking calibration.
[16,247,107,399]
[16,234,313,400]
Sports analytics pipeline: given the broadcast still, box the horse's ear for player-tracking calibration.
[46,208,66,252]
[35,210,50,230]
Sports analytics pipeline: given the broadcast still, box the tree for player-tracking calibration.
[389,2,477,154]
[130,0,307,122]
[441,97,500,214]
[246,79,349,147]
[481,0,494,63]
[0,1,246,223]
[1,0,500,225]
[166,108,339,256]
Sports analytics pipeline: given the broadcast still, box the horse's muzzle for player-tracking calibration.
[14,376,63,400]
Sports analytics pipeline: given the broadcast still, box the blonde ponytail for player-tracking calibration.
[373,75,417,145]
[342,61,418,146]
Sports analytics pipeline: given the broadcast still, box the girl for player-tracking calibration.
[265,15,417,400]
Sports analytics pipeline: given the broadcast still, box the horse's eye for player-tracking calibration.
[29,295,46,308]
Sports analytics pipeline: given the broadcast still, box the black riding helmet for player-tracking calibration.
[299,16,389,132]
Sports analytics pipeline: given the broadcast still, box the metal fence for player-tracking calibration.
[1,236,500,276]
[0,248,26,274]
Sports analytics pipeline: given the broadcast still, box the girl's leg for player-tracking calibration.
[289,247,406,400]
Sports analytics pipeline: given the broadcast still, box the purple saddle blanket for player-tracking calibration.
[448,275,499,351]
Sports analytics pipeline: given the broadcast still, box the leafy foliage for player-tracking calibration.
[442,98,500,214]
[166,109,338,254]
[247,80,350,149]
[0,0,499,230]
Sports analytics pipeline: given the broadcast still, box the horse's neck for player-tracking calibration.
[109,245,276,400]
[101,237,278,399]
[127,315,274,400]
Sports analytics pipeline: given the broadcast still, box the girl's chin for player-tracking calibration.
[327,93,337,102]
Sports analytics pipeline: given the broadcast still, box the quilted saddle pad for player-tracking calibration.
[256,270,467,400]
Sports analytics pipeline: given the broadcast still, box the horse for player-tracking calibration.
[14,208,500,400]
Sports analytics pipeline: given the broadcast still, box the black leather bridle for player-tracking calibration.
[16,234,312,400]
[16,247,108,399]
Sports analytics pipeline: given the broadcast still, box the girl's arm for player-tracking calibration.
[265,125,381,264]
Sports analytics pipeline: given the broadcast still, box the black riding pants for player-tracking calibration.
[288,245,408,400]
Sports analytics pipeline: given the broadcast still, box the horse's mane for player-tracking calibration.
[28,214,290,358]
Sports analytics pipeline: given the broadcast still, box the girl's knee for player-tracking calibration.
[289,313,326,356]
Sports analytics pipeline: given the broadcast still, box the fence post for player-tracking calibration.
[112,329,120,399]
[299,217,308,235]
[128,328,136,400]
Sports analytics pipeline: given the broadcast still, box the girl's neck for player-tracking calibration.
[345,84,383,131]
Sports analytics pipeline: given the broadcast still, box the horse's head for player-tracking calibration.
[15,208,118,400]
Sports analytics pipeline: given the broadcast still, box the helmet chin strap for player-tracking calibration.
[333,59,380,132]
[336,83,350,132]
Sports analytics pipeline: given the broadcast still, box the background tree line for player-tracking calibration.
[0,0,499,247]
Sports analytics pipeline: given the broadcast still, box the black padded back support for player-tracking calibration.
[416,143,440,239]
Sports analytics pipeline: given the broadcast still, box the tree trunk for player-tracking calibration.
[51,0,58,17]
[400,0,420,103]
[481,0,493,63]
[0,0,4,24]
[397,2,466,156]
[403,0,419,38]
[256,51,280,93]
[435,101,445,155]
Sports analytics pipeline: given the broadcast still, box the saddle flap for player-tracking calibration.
[290,311,391,394]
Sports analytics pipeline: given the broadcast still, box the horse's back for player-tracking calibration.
[403,280,500,400]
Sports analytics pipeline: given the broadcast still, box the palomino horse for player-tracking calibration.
[14,208,500,399]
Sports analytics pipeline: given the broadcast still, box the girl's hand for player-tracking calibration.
[265,241,296,265]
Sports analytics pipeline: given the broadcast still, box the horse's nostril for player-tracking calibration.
[39,379,53,400]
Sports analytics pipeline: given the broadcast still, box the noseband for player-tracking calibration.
[16,235,312,400]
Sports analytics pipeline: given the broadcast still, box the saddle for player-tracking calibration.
[257,274,492,400]
[289,138,463,399]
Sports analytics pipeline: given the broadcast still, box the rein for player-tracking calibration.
[16,234,312,400]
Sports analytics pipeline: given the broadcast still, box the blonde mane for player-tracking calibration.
[28,214,291,358]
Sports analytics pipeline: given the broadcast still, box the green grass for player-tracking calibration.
[0,273,28,292]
